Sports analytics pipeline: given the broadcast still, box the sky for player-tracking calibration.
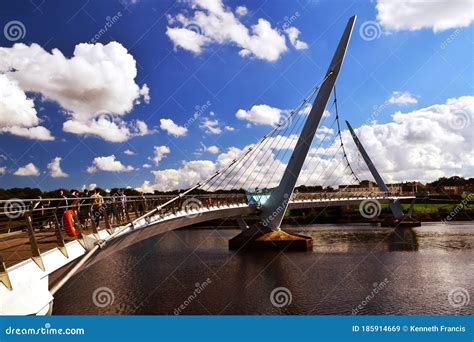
[0,0,472,192]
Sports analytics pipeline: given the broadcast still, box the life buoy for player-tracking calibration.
[63,209,80,236]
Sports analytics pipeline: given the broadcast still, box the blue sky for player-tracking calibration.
[0,0,473,191]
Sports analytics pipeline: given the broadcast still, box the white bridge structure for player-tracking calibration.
[0,15,417,315]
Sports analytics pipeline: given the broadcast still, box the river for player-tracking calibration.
[53,222,473,315]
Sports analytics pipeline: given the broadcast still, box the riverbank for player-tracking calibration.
[188,204,474,229]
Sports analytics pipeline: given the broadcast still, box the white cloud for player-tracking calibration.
[200,117,222,134]
[166,27,211,54]
[285,27,308,50]
[149,145,171,165]
[148,160,217,191]
[376,0,474,32]
[0,166,6,175]
[87,155,134,173]
[124,149,136,155]
[0,42,150,142]
[388,91,418,105]
[0,74,54,141]
[137,96,473,190]
[235,6,248,16]
[142,163,152,168]
[47,157,68,178]
[166,0,288,62]
[82,183,97,191]
[342,95,473,182]
[14,162,40,176]
[160,118,188,137]
[207,145,219,154]
[224,125,235,131]
[139,84,150,104]
[236,104,282,126]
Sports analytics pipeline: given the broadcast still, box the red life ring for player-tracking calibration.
[63,210,80,236]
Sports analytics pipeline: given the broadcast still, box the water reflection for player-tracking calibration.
[387,228,419,251]
[53,223,474,315]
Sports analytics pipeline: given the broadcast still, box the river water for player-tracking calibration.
[53,222,473,315]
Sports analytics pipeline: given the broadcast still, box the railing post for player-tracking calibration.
[0,255,12,290]
[25,212,45,271]
[125,203,132,223]
[52,212,68,258]
[102,207,114,235]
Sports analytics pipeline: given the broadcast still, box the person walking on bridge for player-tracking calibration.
[91,189,104,228]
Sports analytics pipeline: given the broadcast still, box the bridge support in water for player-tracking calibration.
[345,120,420,227]
[229,16,357,251]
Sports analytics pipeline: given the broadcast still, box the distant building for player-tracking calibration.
[386,181,422,194]
[338,181,422,194]
[338,180,380,193]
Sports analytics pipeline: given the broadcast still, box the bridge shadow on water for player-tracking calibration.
[52,224,473,316]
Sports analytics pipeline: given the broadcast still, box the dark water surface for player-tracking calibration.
[53,222,474,315]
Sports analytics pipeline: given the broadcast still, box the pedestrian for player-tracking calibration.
[138,191,146,216]
[79,189,92,228]
[91,189,104,228]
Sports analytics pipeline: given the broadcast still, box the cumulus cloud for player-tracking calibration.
[0,166,6,175]
[285,27,308,50]
[137,96,473,191]
[206,145,220,154]
[14,162,40,176]
[87,155,134,173]
[0,74,54,141]
[235,5,248,16]
[236,104,282,126]
[343,95,473,182]
[224,125,235,131]
[0,42,150,142]
[200,117,222,134]
[142,163,152,168]
[376,0,474,32]
[150,160,217,191]
[166,0,288,62]
[47,157,68,178]
[388,91,418,105]
[149,145,171,165]
[160,118,188,137]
